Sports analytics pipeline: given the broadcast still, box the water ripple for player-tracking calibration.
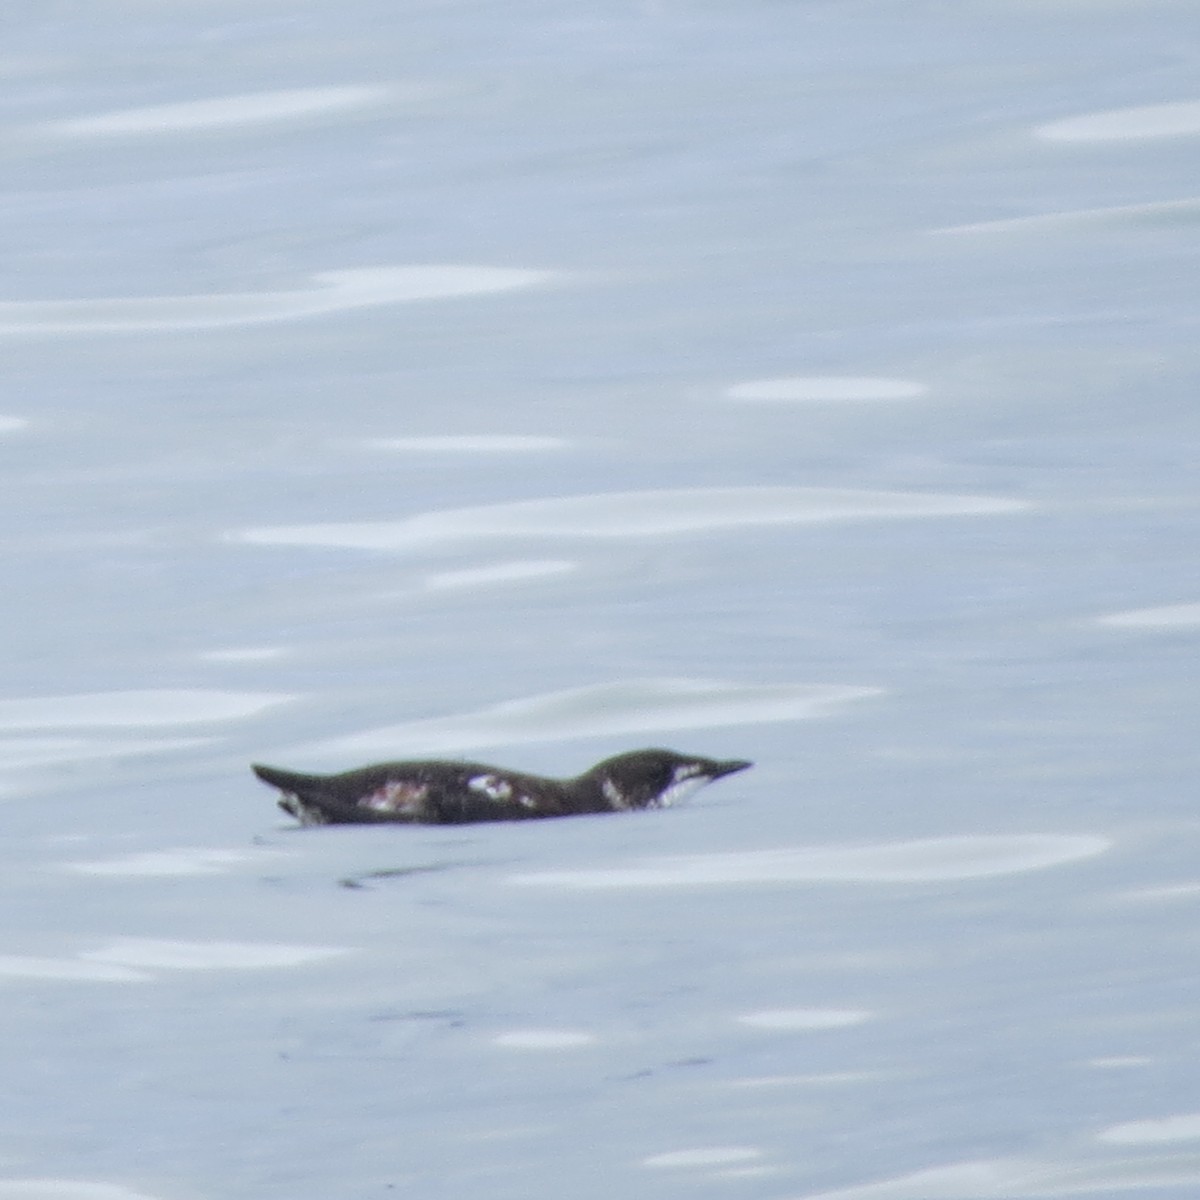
[0,266,553,334]
[0,689,292,729]
[0,955,150,984]
[510,834,1111,889]
[931,197,1200,236]
[725,377,927,402]
[1037,99,1200,142]
[364,435,569,453]
[1096,603,1200,630]
[234,486,1029,552]
[422,559,577,591]
[643,1147,763,1169]
[63,847,280,877]
[787,1151,1200,1198]
[295,678,881,761]
[0,736,210,769]
[492,1030,596,1049]
[0,1181,168,1199]
[80,938,347,971]
[737,1008,872,1030]
[43,83,399,136]
[1098,1113,1200,1146]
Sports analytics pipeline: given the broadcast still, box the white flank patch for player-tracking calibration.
[643,1147,762,1168]
[80,938,348,971]
[468,774,512,801]
[510,834,1111,889]
[233,485,1029,551]
[1037,99,1200,142]
[726,377,927,402]
[45,84,397,136]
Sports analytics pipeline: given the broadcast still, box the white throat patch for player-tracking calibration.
[654,774,708,809]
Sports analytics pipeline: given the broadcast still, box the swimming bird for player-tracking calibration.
[252,748,752,827]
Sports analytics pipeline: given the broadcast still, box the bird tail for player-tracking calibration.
[251,762,317,793]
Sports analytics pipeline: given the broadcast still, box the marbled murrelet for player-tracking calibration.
[252,749,752,827]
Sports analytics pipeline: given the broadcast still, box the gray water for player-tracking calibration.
[3,2,1200,1197]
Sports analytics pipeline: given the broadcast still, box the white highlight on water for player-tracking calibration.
[729,1071,888,1088]
[234,485,1030,551]
[726,377,927,402]
[1037,99,1200,142]
[1097,1112,1200,1145]
[0,1182,169,1200]
[492,1030,596,1049]
[198,646,288,663]
[45,84,397,136]
[1116,882,1200,902]
[715,1166,781,1179]
[0,266,553,334]
[737,1008,872,1030]
[643,1147,763,1168]
[296,678,881,760]
[931,197,1200,236]
[423,560,577,591]
[0,736,210,769]
[80,938,347,971]
[0,416,28,433]
[510,834,1111,889]
[64,848,275,877]
[788,1153,1200,1198]
[1096,603,1200,629]
[365,435,569,453]
[0,955,150,983]
[0,689,292,729]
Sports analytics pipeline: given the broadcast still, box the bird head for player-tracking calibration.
[585,748,752,810]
